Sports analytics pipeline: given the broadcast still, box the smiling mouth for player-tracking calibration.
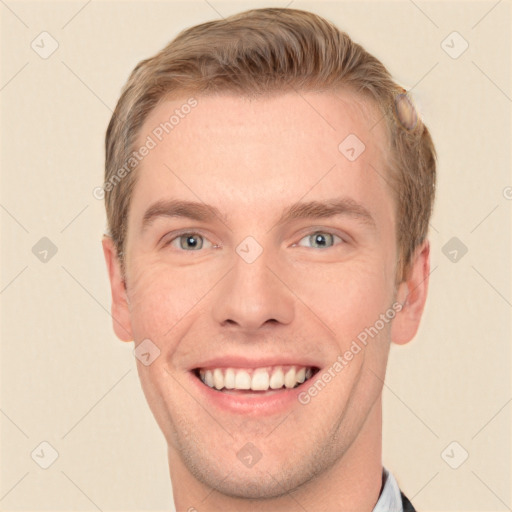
[193,365,319,393]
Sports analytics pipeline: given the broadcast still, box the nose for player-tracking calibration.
[211,247,295,332]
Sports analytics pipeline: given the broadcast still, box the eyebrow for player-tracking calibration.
[274,198,375,229]
[140,198,376,233]
[141,200,225,232]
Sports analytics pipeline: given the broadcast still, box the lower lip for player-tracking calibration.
[187,371,311,416]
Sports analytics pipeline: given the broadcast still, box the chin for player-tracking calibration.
[173,427,345,501]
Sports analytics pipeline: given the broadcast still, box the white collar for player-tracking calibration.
[372,467,403,512]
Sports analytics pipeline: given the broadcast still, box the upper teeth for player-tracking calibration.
[199,366,313,391]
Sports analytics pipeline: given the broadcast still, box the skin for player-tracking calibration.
[103,90,430,512]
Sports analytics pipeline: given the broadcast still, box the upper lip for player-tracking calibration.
[191,355,322,371]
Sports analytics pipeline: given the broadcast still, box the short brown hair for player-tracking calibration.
[104,7,436,282]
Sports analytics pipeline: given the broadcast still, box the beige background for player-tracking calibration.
[1,0,510,510]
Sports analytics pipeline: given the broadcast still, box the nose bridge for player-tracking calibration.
[211,239,294,330]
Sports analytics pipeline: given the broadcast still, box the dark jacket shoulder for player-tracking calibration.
[401,491,416,512]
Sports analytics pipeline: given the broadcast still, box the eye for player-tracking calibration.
[296,231,343,249]
[165,232,214,251]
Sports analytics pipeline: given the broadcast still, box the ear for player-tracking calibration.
[102,235,133,342]
[391,240,430,345]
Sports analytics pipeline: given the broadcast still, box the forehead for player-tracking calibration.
[128,90,392,227]
[139,89,387,156]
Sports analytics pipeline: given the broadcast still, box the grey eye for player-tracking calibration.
[178,234,203,250]
[297,232,341,249]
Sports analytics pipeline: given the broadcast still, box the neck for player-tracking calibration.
[170,397,383,512]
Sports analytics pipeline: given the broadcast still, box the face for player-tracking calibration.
[103,90,428,501]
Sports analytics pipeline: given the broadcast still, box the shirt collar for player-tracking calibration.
[372,467,403,512]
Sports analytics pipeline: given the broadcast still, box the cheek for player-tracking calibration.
[286,255,394,344]
[126,262,204,341]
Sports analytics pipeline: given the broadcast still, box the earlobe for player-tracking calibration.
[102,235,133,342]
[391,241,430,346]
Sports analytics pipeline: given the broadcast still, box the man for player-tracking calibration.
[102,7,436,511]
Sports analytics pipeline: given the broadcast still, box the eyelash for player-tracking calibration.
[162,230,345,251]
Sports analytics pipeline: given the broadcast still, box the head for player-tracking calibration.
[102,7,436,503]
